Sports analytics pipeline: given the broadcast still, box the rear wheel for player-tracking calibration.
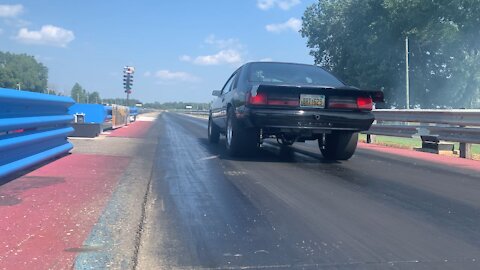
[319,132,358,160]
[208,115,220,143]
[226,108,258,156]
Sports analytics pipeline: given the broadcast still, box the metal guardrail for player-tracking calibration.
[371,109,480,126]
[364,109,480,158]
[0,88,74,178]
[175,109,209,115]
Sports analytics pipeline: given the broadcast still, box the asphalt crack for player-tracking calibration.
[131,135,160,270]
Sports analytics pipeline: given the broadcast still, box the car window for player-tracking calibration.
[221,73,236,95]
[248,63,345,87]
[231,68,241,90]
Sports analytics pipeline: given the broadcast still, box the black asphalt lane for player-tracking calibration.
[137,112,480,270]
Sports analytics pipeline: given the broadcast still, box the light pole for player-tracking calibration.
[405,36,410,109]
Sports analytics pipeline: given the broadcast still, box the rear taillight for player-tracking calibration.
[357,96,373,110]
[328,96,373,111]
[247,92,300,107]
[328,96,357,109]
[247,92,268,105]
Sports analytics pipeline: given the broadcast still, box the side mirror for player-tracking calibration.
[212,90,221,97]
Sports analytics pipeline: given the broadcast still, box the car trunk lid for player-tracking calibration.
[247,84,384,111]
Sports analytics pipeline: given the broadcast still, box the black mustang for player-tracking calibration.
[208,62,383,160]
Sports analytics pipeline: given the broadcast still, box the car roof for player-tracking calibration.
[240,61,349,87]
[244,61,317,67]
[242,61,334,75]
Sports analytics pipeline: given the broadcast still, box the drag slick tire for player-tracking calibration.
[319,132,358,160]
[208,115,220,143]
[225,108,258,156]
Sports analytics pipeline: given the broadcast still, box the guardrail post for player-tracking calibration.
[459,143,472,159]
[366,134,375,144]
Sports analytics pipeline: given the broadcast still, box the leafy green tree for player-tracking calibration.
[301,0,480,108]
[71,83,87,103]
[88,91,102,104]
[102,98,142,107]
[143,102,162,109]
[0,51,48,92]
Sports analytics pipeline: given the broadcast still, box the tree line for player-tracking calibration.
[70,82,102,104]
[0,51,48,92]
[102,98,143,107]
[301,0,480,108]
[0,51,137,106]
[72,83,146,107]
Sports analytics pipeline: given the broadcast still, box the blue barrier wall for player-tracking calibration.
[69,104,107,124]
[129,107,138,117]
[0,88,74,179]
[104,106,113,121]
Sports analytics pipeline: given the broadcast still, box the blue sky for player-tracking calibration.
[0,0,317,103]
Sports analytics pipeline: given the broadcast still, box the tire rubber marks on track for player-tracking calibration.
[199,155,219,161]
[224,170,247,176]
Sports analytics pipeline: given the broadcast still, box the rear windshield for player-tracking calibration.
[248,63,345,87]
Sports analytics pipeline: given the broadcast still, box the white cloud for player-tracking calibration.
[16,25,75,47]
[192,49,243,65]
[152,70,199,82]
[257,0,300,10]
[266,18,302,33]
[179,55,192,62]
[258,0,275,10]
[259,57,273,62]
[0,4,23,17]
[3,18,29,28]
[143,71,152,77]
[277,0,301,10]
[181,35,245,66]
[204,34,242,50]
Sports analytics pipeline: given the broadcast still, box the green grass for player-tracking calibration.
[358,134,480,159]
[359,134,421,149]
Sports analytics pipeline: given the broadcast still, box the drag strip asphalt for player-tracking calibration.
[136,113,480,270]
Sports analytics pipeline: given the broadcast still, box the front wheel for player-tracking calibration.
[319,132,358,160]
[226,108,258,156]
[208,115,220,143]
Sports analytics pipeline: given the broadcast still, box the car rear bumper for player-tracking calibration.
[236,107,374,133]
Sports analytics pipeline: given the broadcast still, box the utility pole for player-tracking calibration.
[405,36,410,109]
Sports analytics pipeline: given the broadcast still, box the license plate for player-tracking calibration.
[300,94,325,108]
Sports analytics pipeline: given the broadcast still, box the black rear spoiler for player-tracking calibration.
[252,84,385,103]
